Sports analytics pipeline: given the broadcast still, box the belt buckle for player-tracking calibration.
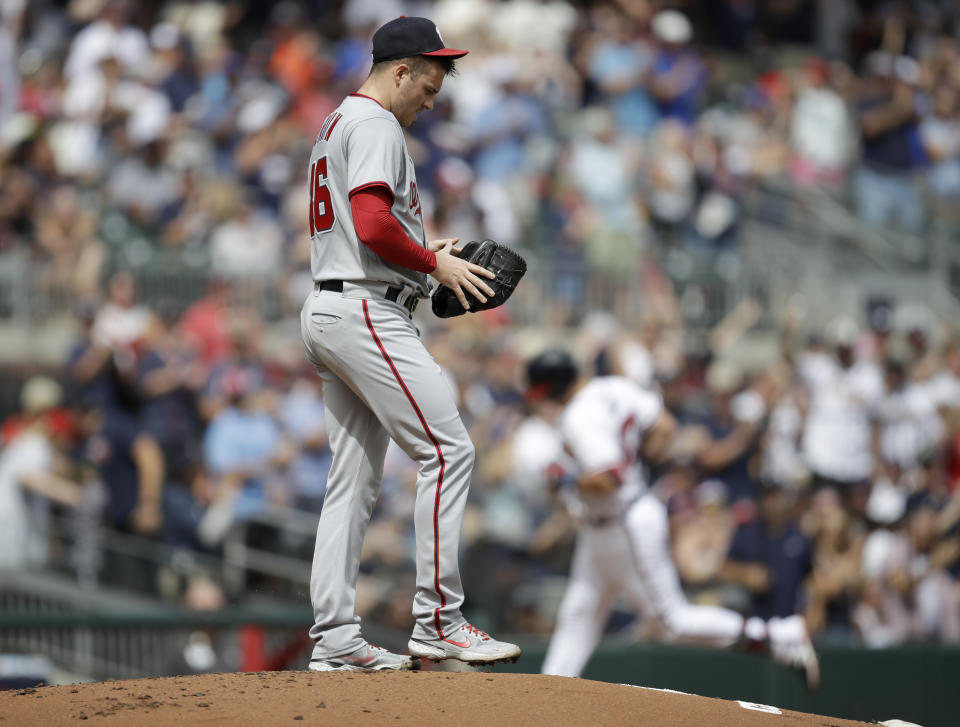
[390,286,417,314]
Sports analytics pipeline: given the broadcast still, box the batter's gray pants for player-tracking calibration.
[300,287,473,659]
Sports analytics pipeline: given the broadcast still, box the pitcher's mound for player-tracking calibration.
[1,670,873,726]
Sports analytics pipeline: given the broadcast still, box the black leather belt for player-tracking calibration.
[314,279,419,314]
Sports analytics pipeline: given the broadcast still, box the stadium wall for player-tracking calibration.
[499,640,960,727]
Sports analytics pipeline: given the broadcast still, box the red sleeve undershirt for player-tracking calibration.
[349,185,437,274]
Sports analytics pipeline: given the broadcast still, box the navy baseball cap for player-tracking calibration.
[371,17,468,63]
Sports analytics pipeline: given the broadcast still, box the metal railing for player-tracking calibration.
[0,503,321,682]
[734,179,960,329]
[0,573,312,680]
[36,503,319,599]
[1,174,958,361]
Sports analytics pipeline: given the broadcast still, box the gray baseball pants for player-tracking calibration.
[300,285,473,659]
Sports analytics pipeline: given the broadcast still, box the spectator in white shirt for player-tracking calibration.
[0,377,83,570]
[63,0,150,81]
[921,84,960,207]
[209,193,283,281]
[790,58,854,188]
[855,480,912,647]
[92,270,153,351]
[873,355,942,476]
[799,317,884,509]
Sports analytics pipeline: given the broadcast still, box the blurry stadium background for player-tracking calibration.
[2,0,960,724]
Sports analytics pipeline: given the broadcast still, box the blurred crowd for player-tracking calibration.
[4,0,960,320]
[5,274,960,651]
[2,0,960,653]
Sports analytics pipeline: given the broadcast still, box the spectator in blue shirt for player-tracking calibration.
[854,52,927,232]
[648,10,707,127]
[695,360,769,504]
[79,404,164,538]
[584,4,658,137]
[136,315,204,479]
[279,372,331,513]
[199,366,290,545]
[723,482,813,620]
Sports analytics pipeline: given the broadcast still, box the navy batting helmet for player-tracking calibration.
[525,349,578,403]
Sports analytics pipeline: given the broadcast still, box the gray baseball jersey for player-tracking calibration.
[308,93,430,296]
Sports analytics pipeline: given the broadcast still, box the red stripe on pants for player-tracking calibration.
[362,300,448,638]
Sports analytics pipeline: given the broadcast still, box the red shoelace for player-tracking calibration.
[464,624,490,641]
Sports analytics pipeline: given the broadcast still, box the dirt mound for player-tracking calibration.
[1,670,873,726]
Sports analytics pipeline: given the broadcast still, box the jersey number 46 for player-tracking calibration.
[309,156,335,235]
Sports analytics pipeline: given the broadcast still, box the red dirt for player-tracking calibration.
[0,671,874,726]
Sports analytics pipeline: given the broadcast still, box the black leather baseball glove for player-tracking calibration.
[431,239,527,318]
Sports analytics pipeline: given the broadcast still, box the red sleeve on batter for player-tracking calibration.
[349,185,437,273]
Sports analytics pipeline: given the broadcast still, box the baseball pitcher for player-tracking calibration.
[300,17,521,671]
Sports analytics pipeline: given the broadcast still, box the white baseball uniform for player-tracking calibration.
[300,94,474,659]
[542,376,771,678]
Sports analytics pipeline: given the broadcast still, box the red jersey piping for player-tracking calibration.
[348,92,386,109]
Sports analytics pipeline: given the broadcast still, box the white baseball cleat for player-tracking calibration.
[408,624,522,665]
[768,615,821,692]
[308,643,419,672]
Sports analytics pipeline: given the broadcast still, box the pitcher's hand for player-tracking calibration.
[430,241,495,311]
[428,237,462,255]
